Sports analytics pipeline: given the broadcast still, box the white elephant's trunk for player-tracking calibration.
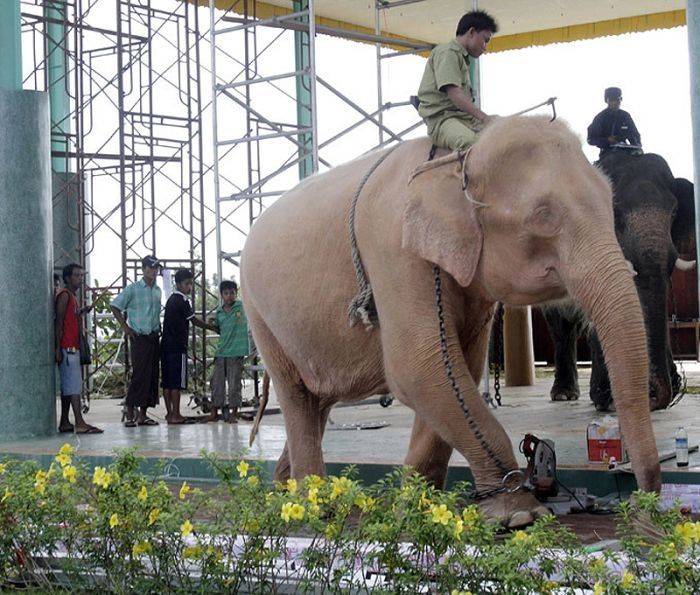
[567,238,661,492]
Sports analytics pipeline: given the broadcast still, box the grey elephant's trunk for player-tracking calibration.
[567,238,661,492]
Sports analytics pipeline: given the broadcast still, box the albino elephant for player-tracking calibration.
[241,116,661,528]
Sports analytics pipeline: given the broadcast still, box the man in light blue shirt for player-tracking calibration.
[111,255,163,427]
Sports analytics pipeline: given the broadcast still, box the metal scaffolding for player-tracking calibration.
[19,0,428,399]
[208,0,428,284]
[21,0,208,398]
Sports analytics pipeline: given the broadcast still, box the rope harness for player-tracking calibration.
[347,145,401,330]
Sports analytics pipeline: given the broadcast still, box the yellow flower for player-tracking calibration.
[148,508,160,526]
[511,530,530,544]
[179,481,191,500]
[453,518,464,540]
[675,521,700,546]
[325,523,340,540]
[588,558,605,573]
[62,465,77,483]
[308,487,319,506]
[206,545,223,562]
[621,570,635,588]
[181,519,194,537]
[244,518,260,533]
[132,541,152,556]
[247,476,260,488]
[462,506,479,526]
[305,474,324,490]
[0,463,6,475]
[109,513,120,529]
[330,476,352,500]
[59,443,74,456]
[280,501,305,523]
[430,504,453,526]
[354,493,376,512]
[1,488,12,503]
[92,466,113,489]
[137,486,148,502]
[451,591,473,595]
[290,503,305,520]
[55,453,72,468]
[236,460,249,477]
[420,491,432,508]
[593,581,605,595]
[286,478,298,494]
[183,545,203,559]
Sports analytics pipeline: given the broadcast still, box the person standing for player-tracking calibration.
[160,269,216,424]
[55,263,103,434]
[587,86,642,158]
[416,10,499,151]
[204,280,249,423]
[110,255,163,427]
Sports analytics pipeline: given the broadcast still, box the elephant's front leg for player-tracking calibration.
[543,307,581,401]
[385,314,548,528]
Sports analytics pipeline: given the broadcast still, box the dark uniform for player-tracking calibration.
[587,108,641,158]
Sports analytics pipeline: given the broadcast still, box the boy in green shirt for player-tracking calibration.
[205,280,249,423]
[417,10,498,150]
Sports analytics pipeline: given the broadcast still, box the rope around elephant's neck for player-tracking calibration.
[347,144,401,330]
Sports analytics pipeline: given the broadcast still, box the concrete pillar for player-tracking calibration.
[0,90,55,441]
[503,305,536,386]
[688,2,700,313]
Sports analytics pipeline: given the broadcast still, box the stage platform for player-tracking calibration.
[3,364,700,497]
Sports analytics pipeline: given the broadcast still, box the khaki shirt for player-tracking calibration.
[417,39,480,134]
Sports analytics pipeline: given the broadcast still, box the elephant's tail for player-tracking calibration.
[248,371,270,447]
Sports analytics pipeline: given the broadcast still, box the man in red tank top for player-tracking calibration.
[55,264,103,434]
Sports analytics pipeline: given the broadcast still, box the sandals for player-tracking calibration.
[75,425,104,434]
[137,418,159,426]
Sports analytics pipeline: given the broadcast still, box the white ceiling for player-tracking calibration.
[256,0,685,45]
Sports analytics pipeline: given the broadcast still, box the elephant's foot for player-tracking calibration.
[476,491,550,529]
[590,388,614,412]
[549,385,580,402]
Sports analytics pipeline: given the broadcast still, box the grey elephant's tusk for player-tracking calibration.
[675,257,697,271]
[625,260,637,277]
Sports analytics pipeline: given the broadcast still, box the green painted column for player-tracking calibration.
[293,0,313,179]
[0,90,55,441]
[45,1,70,173]
[0,0,22,91]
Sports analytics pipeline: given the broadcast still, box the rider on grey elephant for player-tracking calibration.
[544,150,695,411]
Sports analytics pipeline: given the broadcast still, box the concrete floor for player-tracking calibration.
[3,362,700,476]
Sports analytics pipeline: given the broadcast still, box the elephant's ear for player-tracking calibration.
[671,177,695,249]
[402,160,483,287]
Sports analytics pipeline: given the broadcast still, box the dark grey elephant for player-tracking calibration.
[544,150,696,411]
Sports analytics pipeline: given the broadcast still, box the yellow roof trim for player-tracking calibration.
[199,2,686,54]
[199,0,427,53]
[489,9,687,53]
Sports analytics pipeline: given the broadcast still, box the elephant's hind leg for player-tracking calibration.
[245,306,326,480]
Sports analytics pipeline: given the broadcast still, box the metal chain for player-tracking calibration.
[347,145,401,330]
[668,277,688,408]
[492,303,504,406]
[433,265,513,478]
